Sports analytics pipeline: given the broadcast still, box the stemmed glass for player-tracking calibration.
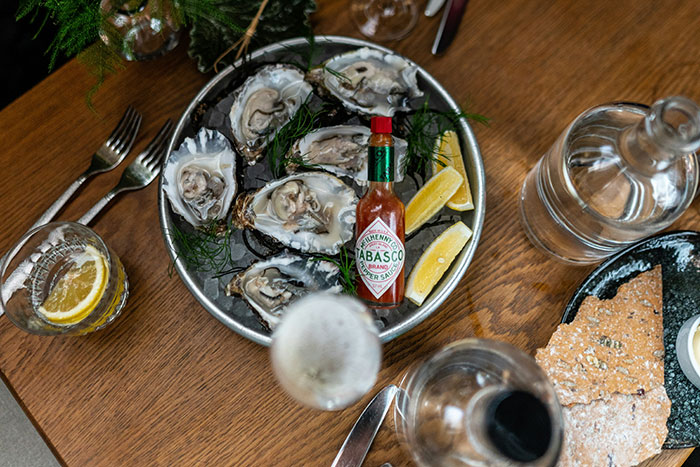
[351,0,419,41]
[270,292,382,410]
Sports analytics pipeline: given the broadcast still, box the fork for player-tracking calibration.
[28,106,142,231]
[77,119,174,225]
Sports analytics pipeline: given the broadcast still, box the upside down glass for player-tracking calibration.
[351,0,419,42]
[395,339,563,466]
[1,222,129,336]
[520,96,700,265]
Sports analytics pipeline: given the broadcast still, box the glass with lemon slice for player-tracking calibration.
[1,222,128,335]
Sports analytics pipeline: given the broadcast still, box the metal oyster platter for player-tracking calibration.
[158,36,485,346]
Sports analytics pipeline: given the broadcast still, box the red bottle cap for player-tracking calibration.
[371,116,392,134]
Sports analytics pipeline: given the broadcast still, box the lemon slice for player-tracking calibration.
[38,245,108,325]
[432,130,474,211]
[405,221,472,306]
[405,166,463,235]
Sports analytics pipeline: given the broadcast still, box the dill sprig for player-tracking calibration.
[167,220,234,277]
[324,66,350,82]
[312,246,357,296]
[403,99,490,178]
[266,100,328,177]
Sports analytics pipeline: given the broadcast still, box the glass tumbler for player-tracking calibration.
[395,339,563,467]
[270,292,382,410]
[1,222,129,336]
[100,0,181,61]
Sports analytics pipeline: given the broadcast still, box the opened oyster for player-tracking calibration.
[233,172,357,254]
[229,64,313,164]
[308,48,423,117]
[163,127,237,227]
[225,252,342,330]
[286,125,408,185]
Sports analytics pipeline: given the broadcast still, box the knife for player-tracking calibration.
[331,385,399,467]
[432,0,470,55]
[424,0,447,17]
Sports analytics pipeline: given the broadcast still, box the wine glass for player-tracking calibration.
[270,292,382,410]
[395,339,563,466]
[351,0,419,42]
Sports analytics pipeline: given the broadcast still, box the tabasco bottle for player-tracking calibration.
[355,116,405,309]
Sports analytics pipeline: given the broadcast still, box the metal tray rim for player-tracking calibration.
[157,35,486,346]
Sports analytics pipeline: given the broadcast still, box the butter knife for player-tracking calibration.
[432,0,470,55]
[424,0,447,17]
[331,385,398,467]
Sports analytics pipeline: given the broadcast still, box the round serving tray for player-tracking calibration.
[158,36,485,346]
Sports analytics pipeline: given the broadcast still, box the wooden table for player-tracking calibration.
[1,0,698,465]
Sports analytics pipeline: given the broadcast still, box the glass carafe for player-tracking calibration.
[520,96,700,265]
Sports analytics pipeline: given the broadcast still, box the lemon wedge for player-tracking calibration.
[405,221,472,306]
[38,245,108,325]
[405,165,463,235]
[432,130,474,211]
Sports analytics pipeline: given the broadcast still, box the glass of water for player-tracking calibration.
[270,292,382,410]
[395,339,563,466]
[1,222,129,336]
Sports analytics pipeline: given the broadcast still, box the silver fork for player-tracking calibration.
[77,119,174,225]
[29,106,142,231]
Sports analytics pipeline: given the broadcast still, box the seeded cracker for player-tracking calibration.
[536,266,664,406]
[558,385,670,467]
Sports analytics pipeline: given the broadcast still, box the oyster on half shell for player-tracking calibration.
[225,252,342,330]
[308,47,423,117]
[233,172,358,255]
[285,125,408,185]
[229,64,313,164]
[163,127,237,228]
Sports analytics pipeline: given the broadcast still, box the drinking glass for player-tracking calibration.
[1,222,129,336]
[351,0,419,42]
[395,339,563,466]
[270,292,382,410]
[100,0,181,61]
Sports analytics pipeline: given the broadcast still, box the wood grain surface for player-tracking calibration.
[1,0,699,465]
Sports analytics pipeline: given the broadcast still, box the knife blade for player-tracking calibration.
[331,385,398,467]
[424,0,447,17]
[432,0,470,55]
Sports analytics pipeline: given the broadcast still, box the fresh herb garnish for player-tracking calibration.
[403,99,490,178]
[266,100,328,177]
[312,246,357,296]
[167,220,234,277]
[324,66,350,82]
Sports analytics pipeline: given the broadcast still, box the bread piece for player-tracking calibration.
[558,385,671,467]
[536,266,664,406]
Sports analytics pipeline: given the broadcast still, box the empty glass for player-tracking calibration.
[351,0,419,41]
[395,339,563,466]
[520,96,700,265]
[1,222,129,336]
[270,292,382,410]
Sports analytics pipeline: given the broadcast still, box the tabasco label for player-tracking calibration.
[356,217,405,299]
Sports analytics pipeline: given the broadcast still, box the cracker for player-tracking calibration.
[558,385,671,467]
[536,266,664,406]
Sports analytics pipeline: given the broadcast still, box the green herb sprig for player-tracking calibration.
[266,100,328,177]
[312,246,357,296]
[403,99,489,178]
[167,220,234,277]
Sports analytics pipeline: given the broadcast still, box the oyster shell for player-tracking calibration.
[233,172,357,254]
[286,125,408,185]
[308,48,423,116]
[163,127,237,227]
[229,64,313,164]
[225,252,343,330]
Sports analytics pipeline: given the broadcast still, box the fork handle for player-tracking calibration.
[29,173,89,231]
[77,189,119,225]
